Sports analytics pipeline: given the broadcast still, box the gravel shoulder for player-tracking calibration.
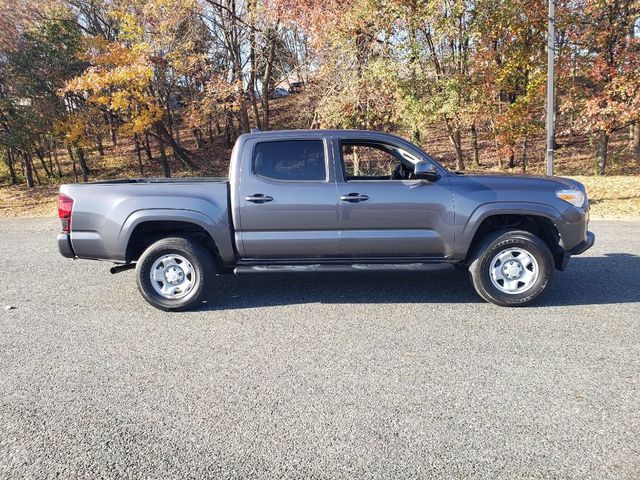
[0,218,638,479]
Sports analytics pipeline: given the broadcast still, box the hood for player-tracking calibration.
[451,171,586,193]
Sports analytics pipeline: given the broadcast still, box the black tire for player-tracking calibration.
[136,236,216,311]
[468,230,554,307]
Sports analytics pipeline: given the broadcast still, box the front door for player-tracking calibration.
[335,139,454,258]
[235,137,340,258]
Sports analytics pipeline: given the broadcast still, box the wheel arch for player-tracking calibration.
[460,204,565,269]
[120,210,232,265]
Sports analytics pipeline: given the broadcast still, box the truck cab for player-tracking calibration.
[230,130,454,260]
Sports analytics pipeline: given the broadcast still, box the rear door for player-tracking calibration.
[334,137,455,258]
[235,136,340,258]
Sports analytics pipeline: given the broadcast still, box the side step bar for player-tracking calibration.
[234,263,445,274]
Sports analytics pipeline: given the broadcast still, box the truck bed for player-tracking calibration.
[60,177,234,263]
[79,176,228,185]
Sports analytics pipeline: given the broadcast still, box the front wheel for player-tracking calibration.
[136,236,215,311]
[468,230,554,307]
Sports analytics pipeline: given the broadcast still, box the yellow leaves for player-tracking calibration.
[109,9,145,42]
[128,104,163,134]
[60,0,206,142]
[183,76,245,130]
[110,91,131,111]
[91,40,150,69]
[64,34,162,138]
[55,110,102,148]
[67,63,153,105]
[109,0,199,44]
[63,115,88,144]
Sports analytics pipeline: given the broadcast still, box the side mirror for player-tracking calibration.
[414,161,439,181]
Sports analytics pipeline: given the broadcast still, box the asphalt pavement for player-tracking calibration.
[0,218,638,479]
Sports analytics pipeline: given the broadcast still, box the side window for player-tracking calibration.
[342,143,404,180]
[253,140,326,181]
[342,142,421,181]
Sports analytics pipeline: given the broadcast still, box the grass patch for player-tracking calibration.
[571,175,640,218]
[0,185,58,217]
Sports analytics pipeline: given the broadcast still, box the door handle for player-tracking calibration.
[245,194,273,203]
[340,193,369,203]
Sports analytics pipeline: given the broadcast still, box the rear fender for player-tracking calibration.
[119,208,235,263]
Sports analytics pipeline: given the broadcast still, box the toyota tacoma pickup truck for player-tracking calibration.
[57,129,594,311]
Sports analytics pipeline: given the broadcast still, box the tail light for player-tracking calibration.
[58,193,74,233]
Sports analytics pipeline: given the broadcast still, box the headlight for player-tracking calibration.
[556,189,585,208]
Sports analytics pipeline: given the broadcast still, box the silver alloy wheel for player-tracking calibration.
[150,254,197,300]
[489,247,539,294]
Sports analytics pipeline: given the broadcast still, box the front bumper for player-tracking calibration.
[559,231,595,269]
[57,233,76,258]
[568,231,595,255]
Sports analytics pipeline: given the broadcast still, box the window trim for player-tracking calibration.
[251,138,330,183]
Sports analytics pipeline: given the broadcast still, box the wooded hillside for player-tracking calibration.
[1,0,639,188]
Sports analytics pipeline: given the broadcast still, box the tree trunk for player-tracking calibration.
[224,111,236,148]
[250,93,261,131]
[470,123,479,167]
[445,119,465,171]
[46,142,54,175]
[143,134,153,161]
[155,125,171,178]
[166,94,175,137]
[236,95,250,134]
[151,123,194,169]
[4,148,17,184]
[75,147,89,182]
[352,147,360,176]
[31,153,42,185]
[521,136,528,173]
[597,130,609,175]
[96,135,105,156]
[261,29,277,130]
[105,112,117,146]
[632,122,640,159]
[247,0,262,131]
[51,138,62,177]
[230,22,250,133]
[411,128,421,144]
[207,119,214,143]
[508,148,515,169]
[67,146,79,183]
[134,134,144,175]
[34,146,53,178]
[227,8,250,135]
[22,151,35,187]
[31,152,43,185]
[193,128,204,149]
[491,126,503,169]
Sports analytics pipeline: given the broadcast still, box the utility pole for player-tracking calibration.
[545,0,555,176]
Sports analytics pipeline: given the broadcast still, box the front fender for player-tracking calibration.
[455,202,565,258]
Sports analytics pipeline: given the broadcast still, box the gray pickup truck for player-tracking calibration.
[57,129,594,311]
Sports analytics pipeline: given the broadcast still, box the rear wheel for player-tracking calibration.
[136,236,215,311]
[468,230,554,307]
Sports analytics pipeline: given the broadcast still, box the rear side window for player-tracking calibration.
[253,140,326,181]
